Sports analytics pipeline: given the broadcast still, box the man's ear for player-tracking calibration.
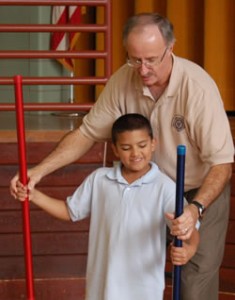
[111,143,120,158]
[168,42,174,53]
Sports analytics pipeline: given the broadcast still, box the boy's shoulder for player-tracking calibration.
[90,166,113,177]
[150,162,176,187]
[145,162,175,185]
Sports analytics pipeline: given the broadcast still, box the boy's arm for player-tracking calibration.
[16,182,71,221]
[170,228,199,266]
[32,189,71,221]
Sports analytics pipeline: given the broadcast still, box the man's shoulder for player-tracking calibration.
[174,55,214,83]
[109,64,137,83]
[173,55,218,92]
[175,55,203,70]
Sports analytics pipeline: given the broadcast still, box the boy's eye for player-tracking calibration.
[139,144,147,148]
[121,147,130,151]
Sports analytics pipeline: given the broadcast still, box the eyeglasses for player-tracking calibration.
[127,47,168,69]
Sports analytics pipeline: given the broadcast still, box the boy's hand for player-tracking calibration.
[170,241,195,265]
[15,181,29,201]
[10,167,42,200]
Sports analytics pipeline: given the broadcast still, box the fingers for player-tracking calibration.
[10,168,40,201]
[165,212,175,220]
[10,174,19,198]
[15,181,28,202]
[10,173,28,199]
[174,228,194,241]
[170,205,198,239]
[171,245,188,265]
[170,217,193,239]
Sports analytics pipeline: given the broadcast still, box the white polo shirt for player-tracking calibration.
[66,162,177,300]
[80,55,234,191]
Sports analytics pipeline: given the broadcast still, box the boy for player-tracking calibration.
[16,113,199,300]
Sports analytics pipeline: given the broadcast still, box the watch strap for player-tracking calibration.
[191,200,205,218]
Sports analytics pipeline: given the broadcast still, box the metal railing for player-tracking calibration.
[0,0,112,112]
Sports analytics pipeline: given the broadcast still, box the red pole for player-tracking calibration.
[14,75,35,300]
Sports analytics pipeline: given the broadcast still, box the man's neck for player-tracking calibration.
[149,56,173,100]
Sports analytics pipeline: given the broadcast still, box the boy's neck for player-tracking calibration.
[121,163,151,184]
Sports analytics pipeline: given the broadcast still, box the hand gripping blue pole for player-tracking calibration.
[173,145,186,300]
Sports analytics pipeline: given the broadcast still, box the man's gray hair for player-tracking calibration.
[123,13,176,47]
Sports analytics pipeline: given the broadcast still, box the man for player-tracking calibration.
[11,13,234,299]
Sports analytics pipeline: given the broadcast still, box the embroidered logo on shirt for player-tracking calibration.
[171,115,185,132]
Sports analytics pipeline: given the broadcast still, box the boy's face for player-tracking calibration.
[112,129,156,174]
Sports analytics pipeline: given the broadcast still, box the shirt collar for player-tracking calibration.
[106,161,160,186]
[165,54,182,97]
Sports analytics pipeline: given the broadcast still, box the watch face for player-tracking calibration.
[199,207,203,216]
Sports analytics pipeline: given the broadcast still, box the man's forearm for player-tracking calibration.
[193,163,232,209]
[34,128,95,178]
[170,163,232,239]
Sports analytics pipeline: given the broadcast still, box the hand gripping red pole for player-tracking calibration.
[14,75,35,300]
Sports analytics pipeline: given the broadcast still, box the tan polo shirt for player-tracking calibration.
[80,55,234,191]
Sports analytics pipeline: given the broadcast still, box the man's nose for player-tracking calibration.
[138,63,149,75]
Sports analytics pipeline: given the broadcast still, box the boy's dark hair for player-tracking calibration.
[111,113,153,144]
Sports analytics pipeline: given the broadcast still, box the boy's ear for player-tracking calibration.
[151,138,157,152]
[111,143,120,158]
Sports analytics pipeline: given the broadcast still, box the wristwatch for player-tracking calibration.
[191,200,205,218]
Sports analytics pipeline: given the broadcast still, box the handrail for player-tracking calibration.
[0,51,108,59]
[0,24,108,32]
[0,0,112,112]
[0,102,93,111]
[0,0,108,5]
[0,77,107,85]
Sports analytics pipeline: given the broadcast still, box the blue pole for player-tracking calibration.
[173,145,186,300]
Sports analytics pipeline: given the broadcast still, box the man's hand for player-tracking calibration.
[165,204,199,240]
[10,167,42,199]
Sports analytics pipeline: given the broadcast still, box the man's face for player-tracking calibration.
[126,25,173,87]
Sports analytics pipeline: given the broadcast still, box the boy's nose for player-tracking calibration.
[130,147,139,156]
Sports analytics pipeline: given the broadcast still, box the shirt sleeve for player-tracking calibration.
[186,78,234,166]
[66,172,95,221]
[79,67,128,142]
